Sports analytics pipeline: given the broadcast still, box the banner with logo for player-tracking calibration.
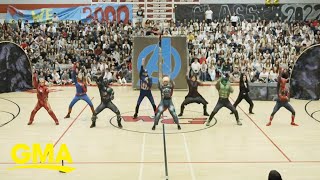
[6,4,132,23]
[132,36,188,90]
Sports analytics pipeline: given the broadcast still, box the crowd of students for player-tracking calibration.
[0,14,319,85]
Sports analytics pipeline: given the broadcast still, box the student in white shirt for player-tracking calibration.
[231,13,239,28]
[206,54,216,65]
[191,58,201,79]
[52,70,61,85]
[205,8,213,25]
[269,67,278,82]
[208,63,216,81]
[52,13,59,27]
[259,68,269,83]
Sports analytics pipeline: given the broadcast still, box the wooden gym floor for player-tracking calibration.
[0,85,320,180]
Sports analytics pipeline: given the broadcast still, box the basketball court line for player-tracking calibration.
[138,133,146,180]
[230,97,291,162]
[0,97,21,127]
[53,97,94,148]
[305,100,320,123]
[0,97,92,99]
[182,133,196,180]
[162,124,169,180]
[2,160,320,165]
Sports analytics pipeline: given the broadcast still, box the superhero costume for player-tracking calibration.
[90,72,122,128]
[28,72,59,125]
[133,64,156,118]
[266,75,298,126]
[178,74,209,116]
[206,77,242,126]
[65,63,94,118]
[152,79,181,130]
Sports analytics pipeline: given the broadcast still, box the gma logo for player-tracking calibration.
[8,144,75,173]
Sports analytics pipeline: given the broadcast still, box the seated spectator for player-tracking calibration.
[90,60,99,81]
[200,61,208,82]
[208,63,216,81]
[269,67,278,82]
[83,68,92,85]
[230,67,241,83]
[52,70,61,85]
[191,58,201,79]
[259,68,269,83]
[103,68,113,81]
[61,70,72,85]
[215,60,223,78]
[117,64,128,85]
[222,59,232,75]
[45,70,53,86]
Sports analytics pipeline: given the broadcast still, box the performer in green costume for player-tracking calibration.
[206,76,242,126]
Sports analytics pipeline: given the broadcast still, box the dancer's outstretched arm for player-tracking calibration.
[33,71,38,88]
[71,63,78,84]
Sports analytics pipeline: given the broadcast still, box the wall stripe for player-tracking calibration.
[0,4,88,14]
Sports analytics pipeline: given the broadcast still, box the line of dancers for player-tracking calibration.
[29,62,298,129]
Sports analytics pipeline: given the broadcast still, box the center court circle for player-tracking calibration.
[109,109,217,134]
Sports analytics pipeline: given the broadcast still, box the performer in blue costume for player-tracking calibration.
[64,63,95,118]
[133,58,157,118]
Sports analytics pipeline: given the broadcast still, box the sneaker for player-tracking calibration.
[203,112,209,116]
[64,114,70,119]
[117,120,123,129]
[27,121,33,125]
[230,112,234,114]
[266,122,272,126]
[249,112,254,114]
[236,120,242,126]
[55,122,59,125]
[291,122,299,126]
[177,125,181,130]
[152,125,156,130]
[90,122,96,128]
[133,113,138,119]
[206,121,210,126]
[178,113,183,117]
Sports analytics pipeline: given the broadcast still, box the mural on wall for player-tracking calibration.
[290,45,320,100]
[0,42,32,93]
[176,4,320,22]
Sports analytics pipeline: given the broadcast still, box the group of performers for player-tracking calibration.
[29,60,298,128]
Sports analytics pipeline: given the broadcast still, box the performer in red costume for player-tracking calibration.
[28,72,59,125]
[266,70,298,126]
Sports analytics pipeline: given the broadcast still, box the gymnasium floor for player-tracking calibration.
[0,85,320,180]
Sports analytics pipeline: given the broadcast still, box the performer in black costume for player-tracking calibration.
[133,58,157,118]
[178,68,209,116]
[90,70,122,128]
[230,73,254,114]
[152,76,181,130]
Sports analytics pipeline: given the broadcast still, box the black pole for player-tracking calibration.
[162,124,169,179]
[59,160,66,173]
